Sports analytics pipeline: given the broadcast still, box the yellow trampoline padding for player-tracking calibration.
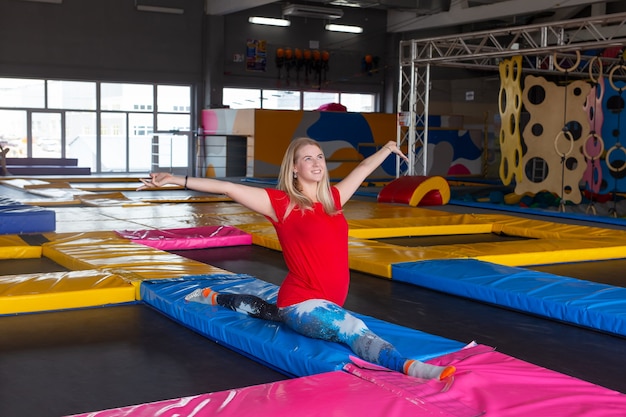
[78,192,152,207]
[479,214,626,240]
[237,223,282,251]
[347,214,493,239]
[474,238,626,266]
[347,234,626,278]
[141,195,233,204]
[41,231,233,299]
[1,178,52,189]
[343,201,448,220]
[0,269,136,314]
[347,238,458,278]
[0,235,42,259]
[119,262,230,300]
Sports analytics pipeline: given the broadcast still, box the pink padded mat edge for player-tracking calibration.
[66,370,456,417]
[115,225,252,250]
[418,344,626,417]
[66,344,626,417]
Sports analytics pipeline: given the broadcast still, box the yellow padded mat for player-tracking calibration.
[347,215,494,239]
[0,235,41,259]
[4,187,626,314]
[239,204,626,278]
[237,223,282,251]
[42,231,230,299]
[0,269,136,314]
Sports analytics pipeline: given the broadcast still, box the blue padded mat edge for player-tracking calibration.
[392,259,626,336]
[140,273,465,378]
[0,199,56,234]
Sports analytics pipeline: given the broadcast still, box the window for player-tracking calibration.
[48,80,97,110]
[129,113,154,172]
[303,91,339,111]
[32,112,62,158]
[101,83,154,112]
[223,88,261,109]
[158,85,191,113]
[157,113,190,132]
[0,110,27,157]
[223,87,376,112]
[0,78,191,174]
[0,78,45,108]
[263,90,301,110]
[66,111,97,171]
[101,112,127,172]
[340,93,376,112]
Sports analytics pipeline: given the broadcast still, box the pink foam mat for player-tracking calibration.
[66,371,454,417]
[115,225,252,250]
[66,344,626,417]
[419,344,626,416]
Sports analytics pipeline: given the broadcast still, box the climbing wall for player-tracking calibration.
[581,61,605,196]
[498,56,524,186]
[517,75,590,204]
[600,75,626,194]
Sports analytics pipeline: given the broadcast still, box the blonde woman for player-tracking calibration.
[139,137,455,381]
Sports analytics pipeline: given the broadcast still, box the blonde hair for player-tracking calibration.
[277,137,339,216]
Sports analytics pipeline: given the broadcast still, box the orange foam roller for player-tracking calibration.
[377,176,450,206]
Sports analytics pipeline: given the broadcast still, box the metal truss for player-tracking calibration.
[397,12,626,176]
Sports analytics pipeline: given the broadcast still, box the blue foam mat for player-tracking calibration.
[449,198,626,227]
[392,259,626,336]
[0,202,56,234]
[140,273,465,378]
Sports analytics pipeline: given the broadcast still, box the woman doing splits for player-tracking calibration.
[139,137,455,381]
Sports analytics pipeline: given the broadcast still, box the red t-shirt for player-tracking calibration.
[265,187,349,308]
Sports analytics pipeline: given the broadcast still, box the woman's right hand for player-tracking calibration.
[137,172,177,190]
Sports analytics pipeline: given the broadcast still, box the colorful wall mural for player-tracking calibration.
[201,109,484,180]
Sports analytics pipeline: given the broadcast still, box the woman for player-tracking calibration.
[139,137,455,381]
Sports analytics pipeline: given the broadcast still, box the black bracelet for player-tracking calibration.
[184,175,188,190]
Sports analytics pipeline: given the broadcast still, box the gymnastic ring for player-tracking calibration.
[582,133,604,161]
[605,144,626,172]
[588,56,603,84]
[553,50,581,73]
[608,64,626,92]
[554,129,574,157]
[586,203,597,215]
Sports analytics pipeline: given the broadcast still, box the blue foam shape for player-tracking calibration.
[392,259,626,336]
[0,204,56,234]
[141,274,464,378]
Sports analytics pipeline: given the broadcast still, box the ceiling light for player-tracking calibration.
[248,17,291,27]
[20,0,62,3]
[328,0,363,7]
[283,4,343,19]
[136,5,184,14]
[325,24,363,34]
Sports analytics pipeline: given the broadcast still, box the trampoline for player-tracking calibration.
[0,303,287,417]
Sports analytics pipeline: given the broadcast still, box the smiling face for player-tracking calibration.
[293,143,326,184]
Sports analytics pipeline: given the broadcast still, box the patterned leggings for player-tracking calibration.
[215,293,406,373]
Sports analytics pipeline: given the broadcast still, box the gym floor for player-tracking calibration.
[0,182,625,417]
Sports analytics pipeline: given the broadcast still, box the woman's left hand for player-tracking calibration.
[383,141,409,161]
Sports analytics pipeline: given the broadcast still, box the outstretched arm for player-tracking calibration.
[138,173,277,221]
[334,141,408,206]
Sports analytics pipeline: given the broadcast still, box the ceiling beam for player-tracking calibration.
[387,0,614,33]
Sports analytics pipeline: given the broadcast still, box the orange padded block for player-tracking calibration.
[377,176,450,206]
